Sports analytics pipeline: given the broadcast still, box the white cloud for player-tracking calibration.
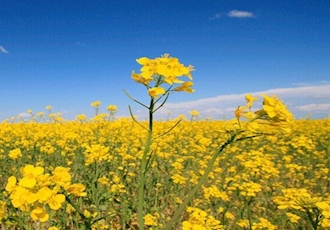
[228,10,255,18]
[150,84,330,119]
[209,13,222,20]
[18,112,31,117]
[0,46,9,54]
[295,103,330,112]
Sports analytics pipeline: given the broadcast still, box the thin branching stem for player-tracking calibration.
[128,105,149,132]
[154,119,182,140]
[123,89,149,109]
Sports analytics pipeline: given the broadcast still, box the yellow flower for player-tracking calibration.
[174,81,195,93]
[47,193,65,210]
[133,54,194,87]
[46,105,52,111]
[190,110,199,116]
[0,201,7,222]
[36,187,65,210]
[48,227,59,230]
[66,183,87,197]
[19,165,44,189]
[144,214,158,226]
[30,206,49,222]
[148,87,166,98]
[237,219,250,228]
[76,114,87,121]
[8,148,22,159]
[5,176,17,192]
[107,105,117,112]
[183,207,223,230]
[245,94,258,108]
[252,217,276,230]
[286,212,300,223]
[51,166,72,188]
[136,56,152,65]
[90,101,101,108]
[235,106,248,119]
[316,201,330,218]
[10,186,37,211]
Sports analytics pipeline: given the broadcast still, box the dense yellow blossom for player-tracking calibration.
[0,110,329,229]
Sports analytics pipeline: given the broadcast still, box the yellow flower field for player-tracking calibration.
[1,54,329,229]
[0,117,329,229]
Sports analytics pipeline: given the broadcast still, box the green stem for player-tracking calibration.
[137,98,154,230]
[164,133,237,230]
[66,196,92,230]
[306,208,319,230]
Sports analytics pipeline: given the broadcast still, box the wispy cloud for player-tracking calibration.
[228,10,255,18]
[295,103,330,112]
[209,13,222,20]
[143,84,330,119]
[18,112,31,118]
[0,46,9,54]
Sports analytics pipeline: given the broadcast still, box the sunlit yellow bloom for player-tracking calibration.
[51,166,72,188]
[19,165,44,189]
[245,94,258,108]
[10,186,37,211]
[30,206,49,222]
[131,71,153,85]
[136,57,151,65]
[48,227,59,230]
[47,193,65,210]
[0,201,7,222]
[90,101,101,108]
[144,213,158,226]
[190,110,199,116]
[66,183,87,197]
[163,75,184,85]
[235,106,248,119]
[237,219,250,228]
[286,212,300,223]
[107,105,117,112]
[252,217,276,230]
[182,207,223,230]
[148,87,166,98]
[5,176,17,193]
[76,114,87,121]
[174,81,195,93]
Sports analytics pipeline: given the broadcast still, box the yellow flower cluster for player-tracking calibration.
[5,164,86,223]
[132,54,194,98]
[251,217,277,230]
[273,188,322,210]
[0,201,7,222]
[182,207,224,230]
[83,143,111,165]
[0,111,329,228]
[239,182,262,197]
[143,213,160,227]
[316,201,330,228]
[8,148,22,159]
[236,94,294,132]
[202,185,229,201]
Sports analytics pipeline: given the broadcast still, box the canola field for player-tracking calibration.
[0,117,329,229]
[1,54,330,229]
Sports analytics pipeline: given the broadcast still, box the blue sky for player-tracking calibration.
[1,0,330,120]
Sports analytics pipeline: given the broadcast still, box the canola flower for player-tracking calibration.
[131,53,194,97]
[127,54,195,230]
[4,164,87,227]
